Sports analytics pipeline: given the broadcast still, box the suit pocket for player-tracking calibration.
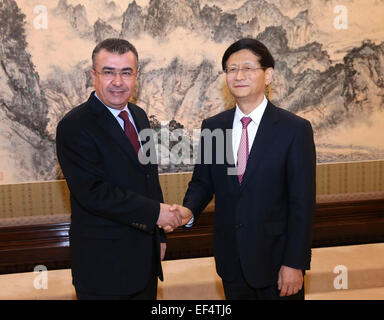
[263,220,286,235]
[74,226,121,239]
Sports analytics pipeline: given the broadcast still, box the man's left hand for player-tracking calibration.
[277,265,303,297]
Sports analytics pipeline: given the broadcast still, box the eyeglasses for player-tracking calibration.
[94,69,137,80]
[225,66,265,76]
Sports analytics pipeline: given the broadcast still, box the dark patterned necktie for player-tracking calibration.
[118,110,141,153]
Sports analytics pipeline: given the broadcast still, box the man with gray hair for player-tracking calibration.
[56,38,191,300]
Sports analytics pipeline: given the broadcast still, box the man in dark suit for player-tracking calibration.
[56,38,188,300]
[171,38,316,300]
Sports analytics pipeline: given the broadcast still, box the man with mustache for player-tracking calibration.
[56,38,191,300]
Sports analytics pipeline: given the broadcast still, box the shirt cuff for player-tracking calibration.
[184,215,194,228]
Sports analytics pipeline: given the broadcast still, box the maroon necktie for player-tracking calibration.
[237,117,252,184]
[118,110,141,153]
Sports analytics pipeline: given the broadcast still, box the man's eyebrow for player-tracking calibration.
[101,66,134,71]
[228,62,256,66]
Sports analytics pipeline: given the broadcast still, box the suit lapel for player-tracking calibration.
[239,102,280,190]
[217,108,239,190]
[128,103,146,140]
[128,103,147,147]
[88,93,145,171]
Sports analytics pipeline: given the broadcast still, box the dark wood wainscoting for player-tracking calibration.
[1,198,384,274]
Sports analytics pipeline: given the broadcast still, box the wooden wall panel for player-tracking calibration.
[1,198,384,274]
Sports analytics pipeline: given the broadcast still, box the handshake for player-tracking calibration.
[157,203,193,233]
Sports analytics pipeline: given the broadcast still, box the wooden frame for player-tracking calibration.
[1,197,384,274]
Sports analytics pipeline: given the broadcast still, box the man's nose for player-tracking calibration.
[111,72,123,85]
[235,68,247,80]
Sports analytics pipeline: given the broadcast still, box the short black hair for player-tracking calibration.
[92,38,139,68]
[222,38,275,71]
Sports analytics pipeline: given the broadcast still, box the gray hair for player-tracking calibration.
[92,38,139,69]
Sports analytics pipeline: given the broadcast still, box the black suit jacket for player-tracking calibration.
[56,92,165,295]
[183,101,316,288]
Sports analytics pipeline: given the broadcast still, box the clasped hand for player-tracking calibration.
[157,203,192,233]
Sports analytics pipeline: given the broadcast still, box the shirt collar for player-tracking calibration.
[234,95,268,126]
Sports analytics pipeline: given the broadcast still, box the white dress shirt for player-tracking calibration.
[232,96,268,165]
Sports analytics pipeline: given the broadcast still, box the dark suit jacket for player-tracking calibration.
[56,92,165,295]
[183,101,316,289]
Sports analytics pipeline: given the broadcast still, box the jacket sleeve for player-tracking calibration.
[183,119,215,222]
[283,119,316,270]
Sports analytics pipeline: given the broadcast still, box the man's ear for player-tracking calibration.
[90,68,96,84]
[264,67,274,86]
